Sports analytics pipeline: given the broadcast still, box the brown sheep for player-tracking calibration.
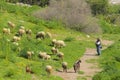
[62,62,68,72]
[73,60,81,73]
[26,65,34,74]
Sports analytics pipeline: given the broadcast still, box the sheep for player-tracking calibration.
[51,47,58,54]
[27,51,34,59]
[12,36,21,42]
[39,51,47,59]
[26,29,32,35]
[46,32,52,38]
[55,40,66,48]
[51,39,57,46]
[44,55,51,60]
[45,65,53,75]
[62,62,68,72]
[52,40,66,48]
[3,28,10,34]
[8,21,15,28]
[18,28,25,36]
[36,31,46,39]
[57,52,64,61]
[73,59,81,73]
[26,65,34,74]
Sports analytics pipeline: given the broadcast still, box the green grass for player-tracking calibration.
[1,1,120,80]
[0,1,94,79]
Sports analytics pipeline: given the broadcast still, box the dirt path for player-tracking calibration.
[53,40,113,80]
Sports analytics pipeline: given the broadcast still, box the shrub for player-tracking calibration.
[87,0,109,15]
[33,0,102,33]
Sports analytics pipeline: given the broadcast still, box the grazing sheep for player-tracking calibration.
[73,60,81,73]
[52,40,66,48]
[12,36,21,42]
[62,62,68,72]
[51,47,58,54]
[36,31,45,39]
[26,29,32,35]
[46,32,52,38]
[27,51,34,59]
[8,21,15,28]
[44,55,51,60]
[18,28,25,36]
[3,28,10,34]
[39,51,47,59]
[56,40,66,48]
[52,39,57,46]
[26,65,34,74]
[57,52,64,61]
[45,65,53,75]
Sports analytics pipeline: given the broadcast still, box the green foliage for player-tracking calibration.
[108,4,120,14]
[99,16,120,34]
[64,37,75,42]
[93,40,120,80]
[87,0,109,15]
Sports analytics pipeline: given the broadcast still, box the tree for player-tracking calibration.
[87,0,109,15]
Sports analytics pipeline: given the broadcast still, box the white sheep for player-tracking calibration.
[26,29,32,35]
[52,39,57,46]
[3,28,10,34]
[62,62,68,72]
[55,40,66,48]
[51,39,66,48]
[27,51,34,59]
[57,52,64,61]
[8,21,15,28]
[45,65,53,75]
[46,32,52,38]
[39,51,47,59]
[12,36,21,42]
[51,47,58,54]
[44,55,51,60]
[36,31,46,39]
[18,28,25,36]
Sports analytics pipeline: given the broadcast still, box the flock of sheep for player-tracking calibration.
[2,21,81,76]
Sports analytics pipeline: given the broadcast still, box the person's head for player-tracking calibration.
[97,38,100,41]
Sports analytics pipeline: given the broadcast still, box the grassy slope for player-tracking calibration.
[0,1,97,80]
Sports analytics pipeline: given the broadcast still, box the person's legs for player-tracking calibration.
[97,47,101,55]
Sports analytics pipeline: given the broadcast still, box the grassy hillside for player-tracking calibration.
[0,1,97,80]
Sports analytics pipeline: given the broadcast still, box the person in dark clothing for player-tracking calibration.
[95,38,102,55]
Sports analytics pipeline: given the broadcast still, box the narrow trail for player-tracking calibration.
[53,40,113,80]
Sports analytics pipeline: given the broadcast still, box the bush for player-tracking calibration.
[33,0,102,33]
[87,0,109,15]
